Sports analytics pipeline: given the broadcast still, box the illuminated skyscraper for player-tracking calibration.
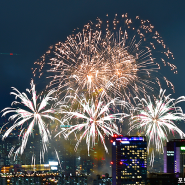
[164,139,185,175]
[111,135,147,185]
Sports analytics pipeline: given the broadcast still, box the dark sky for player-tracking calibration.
[0,0,185,127]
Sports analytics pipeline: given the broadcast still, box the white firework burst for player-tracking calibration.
[1,80,60,158]
[129,89,185,164]
[55,93,130,153]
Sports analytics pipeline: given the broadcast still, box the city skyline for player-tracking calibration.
[0,1,185,179]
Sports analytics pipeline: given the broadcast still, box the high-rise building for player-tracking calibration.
[0,134,21,166]
[0,126,44,166]
[164,139,185,175]
[78,149,93,175]
[51,135,77,176]
[111,135,147,185]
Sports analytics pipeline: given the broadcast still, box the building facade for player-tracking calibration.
[147,173,178,185]
[164,139,185,175]
[112,135,147,185]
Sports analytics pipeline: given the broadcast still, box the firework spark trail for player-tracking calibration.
[33,14,176,103]
[54,148,62,170]
[55,93,130,154]
[1,80,61,158]
[129,88,185,164]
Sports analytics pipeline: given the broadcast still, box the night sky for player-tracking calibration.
[0,0,185,129]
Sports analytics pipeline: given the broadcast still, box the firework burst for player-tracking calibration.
[129,89,185,164]
[55,93,130,153]
[1,80,60,158]
[33,13,176,103]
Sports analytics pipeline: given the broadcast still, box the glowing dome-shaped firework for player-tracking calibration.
[33,14,177,102]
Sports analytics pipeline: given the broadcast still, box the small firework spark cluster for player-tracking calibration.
[1,14,185,165]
